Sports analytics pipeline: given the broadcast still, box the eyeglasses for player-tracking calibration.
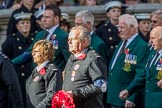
[151,20,158,24]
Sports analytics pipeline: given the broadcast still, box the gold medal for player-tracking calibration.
[156,70,162,80]
[123,63,131,72]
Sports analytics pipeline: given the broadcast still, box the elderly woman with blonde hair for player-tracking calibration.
[26,40,62,108]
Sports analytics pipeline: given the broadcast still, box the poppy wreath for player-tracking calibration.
[51,90,75,108]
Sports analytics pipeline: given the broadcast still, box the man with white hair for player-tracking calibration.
[119,26,162,108]
[74,10,108,64]
[150,9,162,29]
[107,14,149,108]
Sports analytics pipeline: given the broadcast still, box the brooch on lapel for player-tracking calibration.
[50,34,56,40]
[39,68,46,75]
[33,76,40,82]
[71,64,80,82]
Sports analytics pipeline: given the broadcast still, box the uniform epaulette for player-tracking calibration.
[47,63,58,71]
[88,50,101,59]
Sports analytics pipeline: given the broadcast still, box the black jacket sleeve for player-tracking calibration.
[0,57,24,108]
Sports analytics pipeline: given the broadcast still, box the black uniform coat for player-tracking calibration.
[96,20,121,66]
[26,62,62,108]
[63,48,107,108]
[0,52,24,108]
[12,26,70,71]
[2,32,35,106]
[7,4,37,37]
[138,29,150,42]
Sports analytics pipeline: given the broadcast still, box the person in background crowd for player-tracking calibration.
[75,10,108,64]
[107,14,149,108]
[62,26,107,108]
[135,13,151,42]
[2,12,35,108]
[147,0,162,3]
[96,0,123,68]
[7,0,37,37]
[119,26,162,108]
[0,52,24,108]
[150,9,162,29]
[26,40,62,108]
[34,8,45,32]
[60,12,71,33]
[12,4,70,71]
[0,0,14,9]
[79,0,99,6]
[124,0,140,5]
[35,0,64,9]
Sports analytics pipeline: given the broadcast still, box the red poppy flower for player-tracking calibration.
[77,54,86,60]
[52,90,75,108]
[160,58,162,64]
[124,49,129,54]
[39,68,46,75]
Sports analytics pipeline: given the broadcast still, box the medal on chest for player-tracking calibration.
[71,64,80,82]
[50,34,59,49]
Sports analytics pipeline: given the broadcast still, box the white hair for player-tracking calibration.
[75,10,94,26]
[119,14,138,28]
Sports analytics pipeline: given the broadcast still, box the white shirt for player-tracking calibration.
[36,60,49,72]
[46,24,59,41]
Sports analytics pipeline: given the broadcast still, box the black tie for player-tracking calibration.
[44,31,49,39]
[118,40,127,57]
[150,52,160,67]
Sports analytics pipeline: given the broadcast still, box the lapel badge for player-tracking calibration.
[71,71,76,82]
[71,77,75,82]
[50,34,56,40]
[33,76,39,82]
[74,64,80,70]
[71,71,76,77]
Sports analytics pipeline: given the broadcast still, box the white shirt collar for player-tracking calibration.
[46,24,59,40]
[126,33,138,47]
[158,49,162,55]
[36,60,49,72]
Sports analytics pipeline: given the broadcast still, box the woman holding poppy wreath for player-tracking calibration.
[26,40,62,108]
